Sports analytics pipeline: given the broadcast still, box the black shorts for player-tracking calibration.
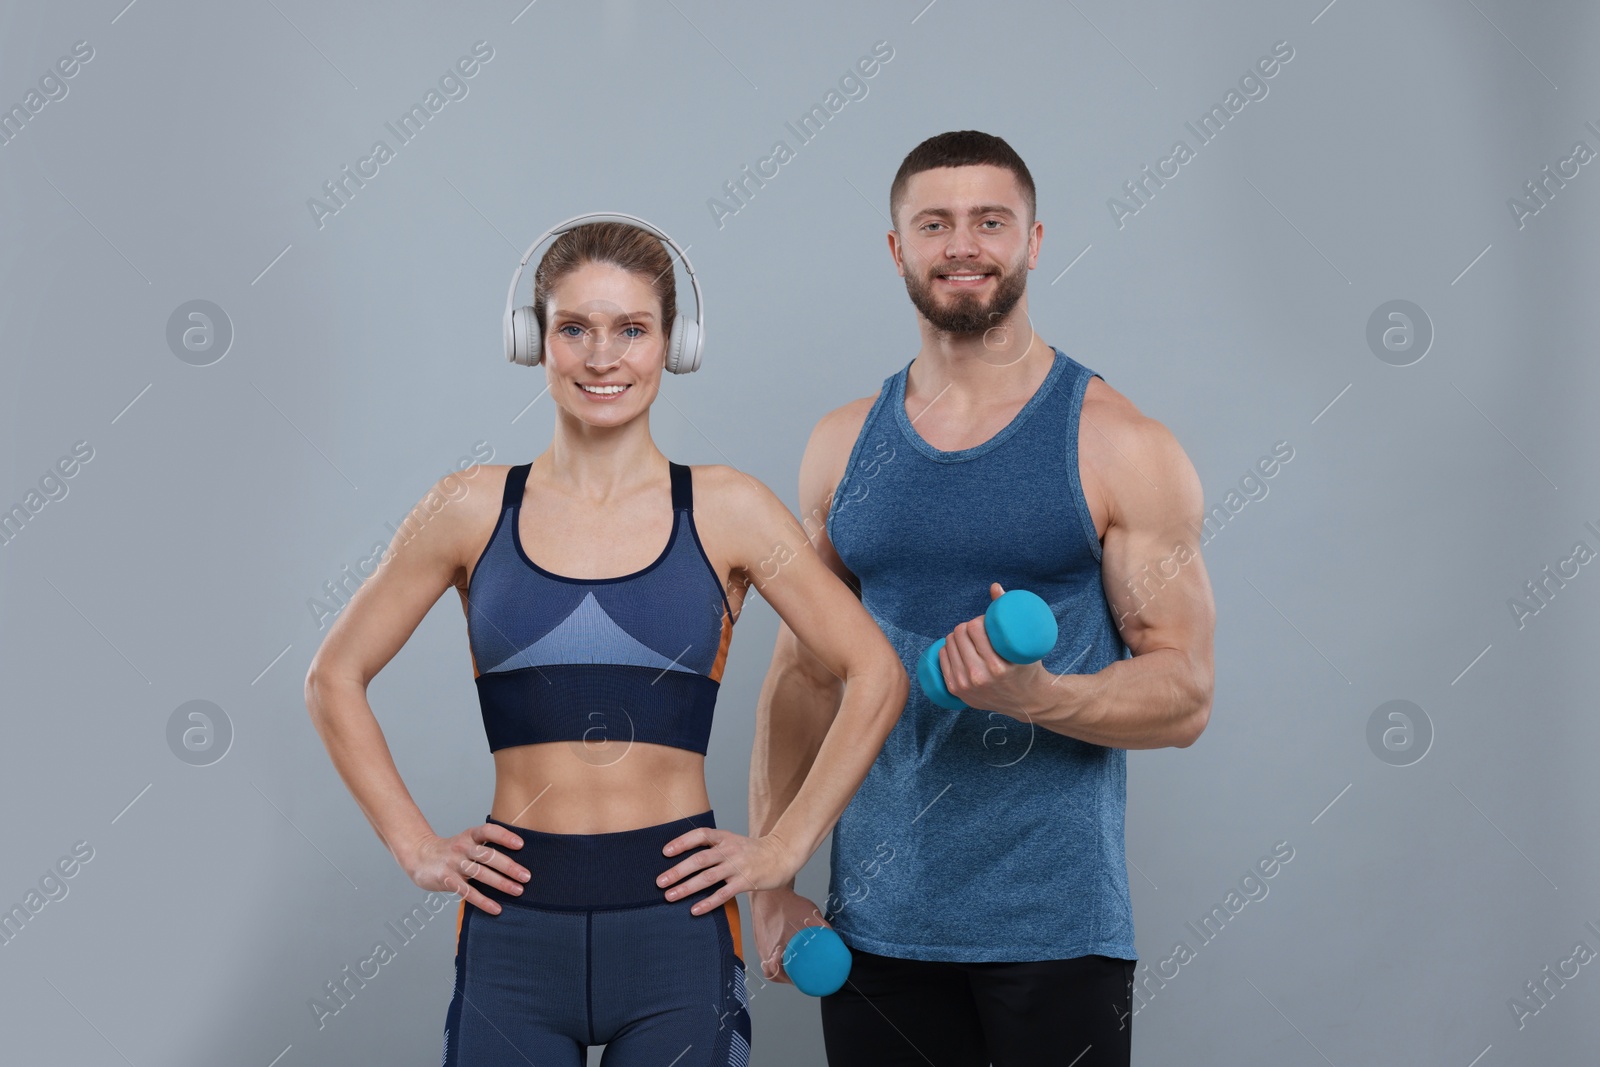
[820,947,1135,1067]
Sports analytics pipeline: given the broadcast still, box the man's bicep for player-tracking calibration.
[797,408,863,595]
[805,523,859,596]
[1098,423,1215,657]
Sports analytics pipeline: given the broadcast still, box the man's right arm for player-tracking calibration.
[748,630,846,889]
[747,398,873,976]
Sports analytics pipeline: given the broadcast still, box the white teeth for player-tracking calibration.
[944,274,987,281]
[580,384,627,395]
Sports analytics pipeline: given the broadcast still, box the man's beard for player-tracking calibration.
[903,251,1028,335]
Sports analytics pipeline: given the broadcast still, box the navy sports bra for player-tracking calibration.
[466,461,735,755]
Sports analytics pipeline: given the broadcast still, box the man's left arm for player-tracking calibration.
[939,411,1215,749]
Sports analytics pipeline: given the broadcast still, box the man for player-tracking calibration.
[748,130,1216,1066]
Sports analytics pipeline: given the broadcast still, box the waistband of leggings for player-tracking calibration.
[475,810,718,910]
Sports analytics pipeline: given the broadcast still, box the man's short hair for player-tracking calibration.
[889,130,1037,230]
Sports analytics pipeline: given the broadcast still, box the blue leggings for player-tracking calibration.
[441,810,751,1066]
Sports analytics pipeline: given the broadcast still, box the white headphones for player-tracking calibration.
[503,211,704,374]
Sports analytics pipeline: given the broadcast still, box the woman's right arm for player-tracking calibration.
[303,466,529,914]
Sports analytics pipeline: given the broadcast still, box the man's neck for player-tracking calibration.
[909,325,1054,401]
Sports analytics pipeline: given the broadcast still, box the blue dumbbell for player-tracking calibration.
[782,925,852,997]
[917,589,1059,710]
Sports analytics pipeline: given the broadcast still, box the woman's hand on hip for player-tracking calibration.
[405,823,531,915]
[655,828,802,915]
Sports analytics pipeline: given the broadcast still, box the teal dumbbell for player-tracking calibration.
[917,590,1059,710]
[782,925,852,996]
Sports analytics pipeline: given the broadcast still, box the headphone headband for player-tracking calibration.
[503,211,704,373]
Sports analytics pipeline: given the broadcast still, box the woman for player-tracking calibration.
[304,219,906,1066]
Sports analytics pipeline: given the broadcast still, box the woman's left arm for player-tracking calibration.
[655,470,907,914]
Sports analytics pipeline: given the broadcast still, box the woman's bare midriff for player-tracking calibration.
[489,740,713,834]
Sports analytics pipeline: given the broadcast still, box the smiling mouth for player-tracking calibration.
[578,383,630,395]
[937,272,993,285]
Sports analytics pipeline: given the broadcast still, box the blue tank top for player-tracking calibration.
[824,347,1136,962]
[466,461,735,754]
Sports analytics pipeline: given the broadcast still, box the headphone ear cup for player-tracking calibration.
[664,317,685,374]
[669,316,701,374]
[510,306,542,366]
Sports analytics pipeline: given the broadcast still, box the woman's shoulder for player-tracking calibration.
[683,464,792,537]
[684,465,803,585]
[448,463,516,510]
[684,462,768,509]
[409,462,513,542]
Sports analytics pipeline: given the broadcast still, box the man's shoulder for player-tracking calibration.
[791,391,883,538]
[805,392,880,468]
[817,392,880,439]
[1082,374,1144,435]
[1079,375,1198,508]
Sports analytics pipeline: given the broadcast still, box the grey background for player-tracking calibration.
[2,0,1596,1063]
